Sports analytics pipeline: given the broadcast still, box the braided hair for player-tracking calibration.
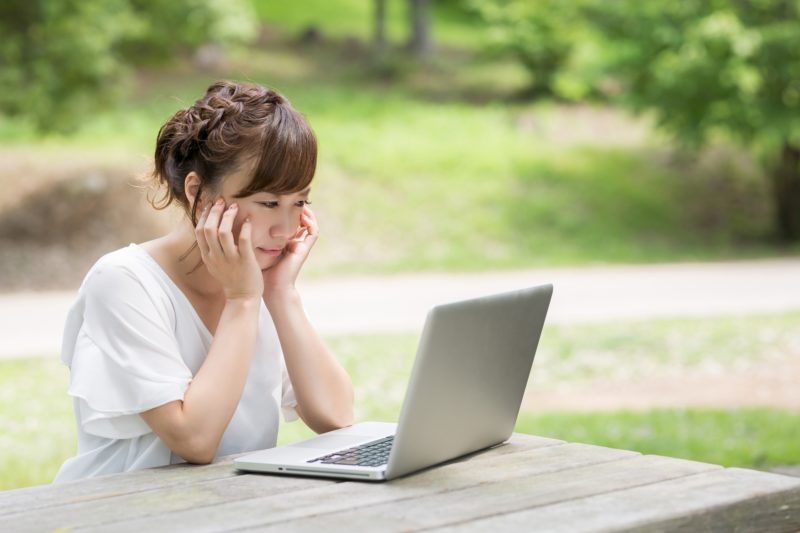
[148,80,317,226]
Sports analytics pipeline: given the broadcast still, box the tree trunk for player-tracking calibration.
[772,141,800,242]
[407,0,433,56]
[373,0,387,58]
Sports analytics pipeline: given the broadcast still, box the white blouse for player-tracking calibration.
[54,244,297,482]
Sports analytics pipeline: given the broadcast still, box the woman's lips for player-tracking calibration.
[257,247,283,257]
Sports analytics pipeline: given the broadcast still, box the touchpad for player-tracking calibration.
[288,434,372,450]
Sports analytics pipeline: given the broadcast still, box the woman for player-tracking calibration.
[54,80,353,482]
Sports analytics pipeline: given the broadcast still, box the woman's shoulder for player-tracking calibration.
[80,245,169,301]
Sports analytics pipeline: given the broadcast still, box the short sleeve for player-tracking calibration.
[66,262,192,439]
[279,353,299,423]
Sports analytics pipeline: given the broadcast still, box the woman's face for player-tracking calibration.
[208,165,311,271]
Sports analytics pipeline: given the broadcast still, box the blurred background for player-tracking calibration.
[0,0,798,489]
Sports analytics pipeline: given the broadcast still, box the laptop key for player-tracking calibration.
[333,459,360,465]
[307,435,395,465]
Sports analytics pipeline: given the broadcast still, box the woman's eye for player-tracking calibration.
[257,200,311,208]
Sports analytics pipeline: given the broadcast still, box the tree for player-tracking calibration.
[587,0,800,241]
[0,0,257,133]
[371,0,433,59]
[469,0,580,97]
[373,0,388,59]
[407,0,433,57]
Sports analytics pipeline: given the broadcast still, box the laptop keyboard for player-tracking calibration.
[306,435,394,467]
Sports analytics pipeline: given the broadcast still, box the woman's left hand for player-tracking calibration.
[262,206,319,296]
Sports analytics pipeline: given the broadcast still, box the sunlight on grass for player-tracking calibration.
[517,409,800,468]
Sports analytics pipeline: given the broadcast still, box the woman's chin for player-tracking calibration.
[256,255,281,271]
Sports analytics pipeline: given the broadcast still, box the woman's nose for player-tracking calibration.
[269,212,295,238]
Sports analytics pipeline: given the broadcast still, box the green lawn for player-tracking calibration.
[516,409,800,469]
[2,312,797,490]
[2,13,795,282]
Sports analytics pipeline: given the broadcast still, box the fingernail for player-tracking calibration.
[228,203,238,211]
[216,197,224,205]
[202,204,209,213]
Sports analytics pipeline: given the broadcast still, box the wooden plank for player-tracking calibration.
[431,467,800,532]
[80,442,634,532]
[241,454,719,532]
[0,434,561,531]
[0,455,245,516]
[4,473,333,533]
[0,433,559,517]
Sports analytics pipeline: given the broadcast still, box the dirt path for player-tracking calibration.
[2,257,799,411]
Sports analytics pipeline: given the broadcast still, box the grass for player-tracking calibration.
[516,409,800,469]
[534,311,800,384]
[2,311,797,490]
[2,10,796,289]
[0,358,75,491]
[0,80,789,283]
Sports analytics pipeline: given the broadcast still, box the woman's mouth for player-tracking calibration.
[257,247,284,257]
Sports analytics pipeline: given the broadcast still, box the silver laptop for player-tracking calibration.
[234,284,553,481]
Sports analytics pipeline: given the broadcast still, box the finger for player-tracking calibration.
[218,203,239,257]
[304,227,319,248]
[297,212,316,242]
[292,212,317,249]
[238,218,257,264]
[291,223,307,240]
[195,203,212,257]
[203,198,226,257]
[303,208,319,237]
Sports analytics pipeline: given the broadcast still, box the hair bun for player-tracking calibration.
[147,80,316,224]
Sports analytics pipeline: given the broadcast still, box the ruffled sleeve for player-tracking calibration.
[64,261,192,439]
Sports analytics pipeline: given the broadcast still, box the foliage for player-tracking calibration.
[472,0,800,240]
[0,0,256,132]
[467,0,582,97]
[586,0,800,150]
[586,0,800,241]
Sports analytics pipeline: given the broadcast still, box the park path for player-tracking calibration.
[1,257,797,360]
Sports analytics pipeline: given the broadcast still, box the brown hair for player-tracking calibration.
[148,80,317,225]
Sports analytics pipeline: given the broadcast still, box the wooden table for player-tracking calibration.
[2,434,799,532]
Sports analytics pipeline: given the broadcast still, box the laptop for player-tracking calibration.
[234,283,553,481]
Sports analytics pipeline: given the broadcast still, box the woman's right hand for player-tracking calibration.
[195,197,264,301]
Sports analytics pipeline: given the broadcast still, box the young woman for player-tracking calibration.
[54,80,353,482]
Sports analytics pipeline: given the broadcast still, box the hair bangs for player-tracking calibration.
[235,105,317,197]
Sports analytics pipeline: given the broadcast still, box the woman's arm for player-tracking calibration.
[140,296,259,464]
[262,206,354,433]
[266,288,354,433]
[141,199,264,464]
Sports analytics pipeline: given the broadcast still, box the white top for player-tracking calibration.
[54,244,297,482]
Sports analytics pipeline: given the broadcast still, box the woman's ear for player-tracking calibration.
[184,171,202,208]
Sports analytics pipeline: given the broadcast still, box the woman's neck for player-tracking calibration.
[147,223,225,300]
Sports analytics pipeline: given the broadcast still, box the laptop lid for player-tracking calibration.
[384,283,552,480]
[234,284,552,481]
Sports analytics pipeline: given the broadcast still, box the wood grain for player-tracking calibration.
[1,434,796,533]
[431,467,800,532]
